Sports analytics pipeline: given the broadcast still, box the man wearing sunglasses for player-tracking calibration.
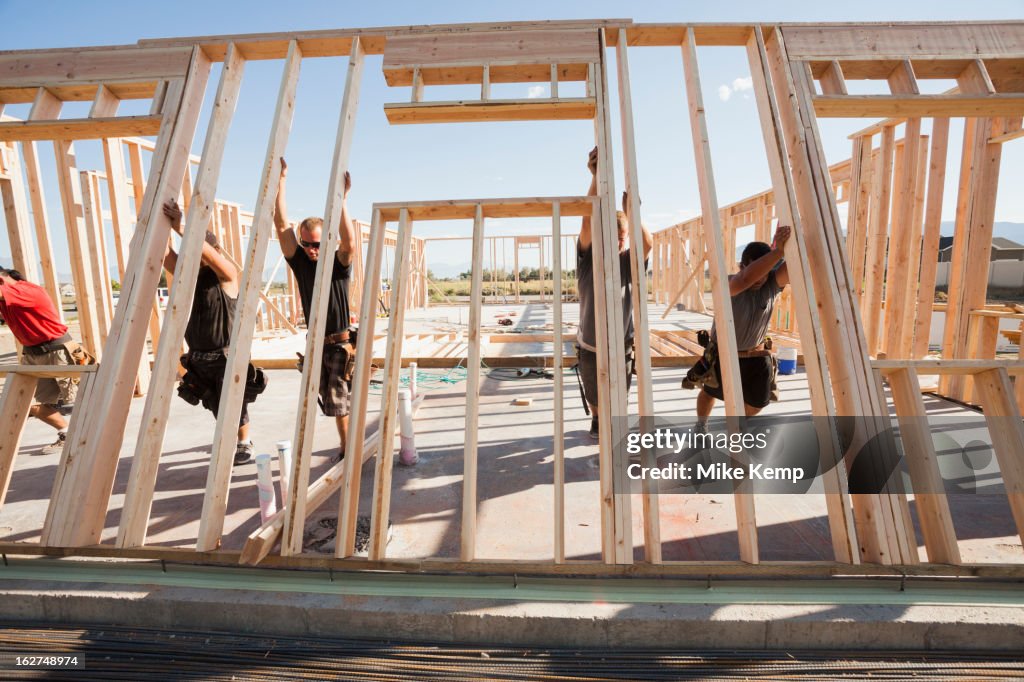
[274,157,356,461]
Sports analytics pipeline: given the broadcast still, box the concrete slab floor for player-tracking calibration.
[1,304,1021,565]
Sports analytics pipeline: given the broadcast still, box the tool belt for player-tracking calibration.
[177,349,268,409]
[681,333,780,401]
[22,332,95,368]
[298,327,358,382]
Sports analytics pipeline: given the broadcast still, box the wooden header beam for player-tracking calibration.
[376,196,596,221]
[814,94,1024,118]
[782,24,1024,60]
[135,19,630,60]
[384,98,596,124]
[0,46,192,90]
[0,115,163,142]
[383,29,599,86]
[127,21,1024,60]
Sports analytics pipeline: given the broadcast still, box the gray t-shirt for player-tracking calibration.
[710,270,782,351]
[577,241,645,352]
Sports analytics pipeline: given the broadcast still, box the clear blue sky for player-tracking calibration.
[2,0,1022,278]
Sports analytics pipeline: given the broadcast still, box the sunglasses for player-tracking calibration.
[299,239,321,249]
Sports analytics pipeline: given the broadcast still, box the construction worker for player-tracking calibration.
[0,267,90,454]
[274,158,357,461]
[576,146,653,438]
[686,226,791,419]
[162,200,267,465]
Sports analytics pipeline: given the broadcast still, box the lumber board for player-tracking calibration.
[911,119,949,359]
[0,115,163,142]
[384,98,596,124]
[551,203,565,563]
[848,136,872,298]
[0,45,193,88]
[0,152,38,284]
[938,118,978,399]
[118,44,245,549]
[791,35,918,565]
[884,368,960,564]
[0,364,98,377]
[201,42,300,553]
[615,38,659,563]
[386,62,592,87]
[683,27,757,563]
[461,204,485,561]
[863,126,895,355]
[812,94,1024,118]
[337,209,387,558]
[747,26,858,564]
[881,115,922,358]
[0,374,38,510]
[53,130,102,361]
[0,81,159,105]
[96,86,150,392]
[765,29,895,564]
[972,368,1024,546]
[376,196,595,222]
[591,29,632,564]
[283,37,364,558]
[10,539,1024,578]
[137,20,628,60]
[79,172,113,345]
[19,127,61,315]
[873,359,1024,375]
[44,51,210,548]
[384,29,598,72]
[368,208,415,560]
[781,24,1024,60]
[899,140,928,356]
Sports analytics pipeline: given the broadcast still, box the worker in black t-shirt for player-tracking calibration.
[576,146,652,439]
[273,158,356,461]
[162,200,267,465]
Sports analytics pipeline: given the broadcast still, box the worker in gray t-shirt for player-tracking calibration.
[696,226,791,418]
[576,146,652,439]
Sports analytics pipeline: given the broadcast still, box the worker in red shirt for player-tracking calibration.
[0,267,88,454]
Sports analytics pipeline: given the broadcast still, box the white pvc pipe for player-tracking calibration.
[275,440,292,507]
[398,388,418,466]
[255,453,278,523]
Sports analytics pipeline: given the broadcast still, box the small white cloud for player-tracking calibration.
[527,85,545,99]
[718,75,753,102]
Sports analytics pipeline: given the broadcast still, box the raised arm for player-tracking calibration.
[728,225,790,296]
[162,200,239,296]
[274,157,299,259]
[337,171,355,267]
[578,146,598,251]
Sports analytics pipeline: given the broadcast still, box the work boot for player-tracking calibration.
[588,415,600,440]
[40,431,67,455]
[234,441,254,465]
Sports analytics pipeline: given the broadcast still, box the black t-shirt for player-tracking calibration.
[576,242,646,352]
[286,248,352,335]
[185,266,236,351]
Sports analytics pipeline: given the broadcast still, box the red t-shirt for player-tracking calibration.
[0,279,68,346]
